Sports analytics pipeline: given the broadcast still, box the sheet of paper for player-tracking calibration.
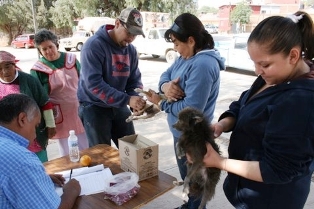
[74,168,113,195]
[54,165,113,196]
[55,164,104,178]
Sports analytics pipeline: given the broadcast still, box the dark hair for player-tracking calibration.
[34,28,59,48]
[248,11,314,61]
[164,13,214,54]
[0,94,39,124]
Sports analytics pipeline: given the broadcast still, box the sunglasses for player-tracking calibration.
[120,21,137,38]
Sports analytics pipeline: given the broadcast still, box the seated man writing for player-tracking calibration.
[0,94,80,209]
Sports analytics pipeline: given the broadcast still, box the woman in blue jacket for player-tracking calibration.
[201,11,314,209]
[147,13,225,209]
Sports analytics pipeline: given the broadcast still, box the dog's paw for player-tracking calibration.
[173,180,184,186]
[182,186,190,197]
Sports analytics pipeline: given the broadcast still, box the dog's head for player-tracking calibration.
[173,107,204,131]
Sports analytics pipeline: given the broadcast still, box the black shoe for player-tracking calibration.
[174,202,188,209]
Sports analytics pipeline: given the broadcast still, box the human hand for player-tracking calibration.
[47,127,56,138]
[146,89,162,105]
[211,122,224,137]
[129,96,146,112]
[203,143,224,168]
[161,78,185,101]
[63,179,81,196]
[49,174,65,187]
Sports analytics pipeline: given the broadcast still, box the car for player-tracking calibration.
[11,34,35,49]
[132,28,179,64]
[212,33,255,72]
[205,25,218,34]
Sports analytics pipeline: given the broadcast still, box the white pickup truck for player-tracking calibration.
[132,28,178,64]
[59,17,115,52]
[60,30,93,51]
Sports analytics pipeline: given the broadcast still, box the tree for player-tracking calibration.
[50,0,76,30]
[73,0,105,17]
[304,0,314,7]
[163,0,197,22]
[37,0,53,30]
[198,6,218,14]
[0,0,202,42]
[0,4,15,45]
[230,1,252,33]
[0,0,55,45]
[0,0,35,45]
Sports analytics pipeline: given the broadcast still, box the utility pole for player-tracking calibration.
[30,0,40,58]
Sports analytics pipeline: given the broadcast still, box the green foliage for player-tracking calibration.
[305,0,314,7]
[93,0,123,17]
[230,1,252,24]
[37,0,53,29]
[49,0,76,28]
[0,0,201,41]
[6,0,33,31]
[72,0,101,17]
[163,0,197,22]
[123,0,197,22]
[125,0,168,12]
[199,6,218,14]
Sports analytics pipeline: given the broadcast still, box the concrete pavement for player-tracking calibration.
[47,70,314,209]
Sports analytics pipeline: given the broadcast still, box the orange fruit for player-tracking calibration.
[80,155,91,166]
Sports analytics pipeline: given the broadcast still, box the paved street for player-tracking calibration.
[1,46,313,208]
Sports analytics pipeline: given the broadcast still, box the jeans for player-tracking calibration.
[174,136,205,209]
[78,102,135,148]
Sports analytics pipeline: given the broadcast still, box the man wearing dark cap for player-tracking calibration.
[78,7,146,148]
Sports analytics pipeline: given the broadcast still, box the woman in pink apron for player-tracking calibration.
[30,29,88,156]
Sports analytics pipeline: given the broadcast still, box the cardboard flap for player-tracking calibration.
[119,134,157,149]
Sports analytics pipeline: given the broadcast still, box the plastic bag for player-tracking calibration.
[103,172,140,205]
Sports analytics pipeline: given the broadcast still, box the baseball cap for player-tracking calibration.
[118,7,145,38]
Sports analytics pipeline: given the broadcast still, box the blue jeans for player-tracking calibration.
[174,136,205,209]
[78,102,135,148]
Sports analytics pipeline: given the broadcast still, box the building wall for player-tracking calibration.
[215,2,302,34]
[263,0,301,4]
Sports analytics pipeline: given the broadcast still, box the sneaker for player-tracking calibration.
[174,202,188,209]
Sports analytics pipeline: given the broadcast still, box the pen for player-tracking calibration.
[69,169,73,180]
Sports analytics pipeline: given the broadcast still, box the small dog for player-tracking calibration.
[126,103,161,122]
[173,107,221,209]
[125,88,166,122]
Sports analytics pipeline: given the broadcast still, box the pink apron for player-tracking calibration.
[32,53,85,139]
[0,79,42,152]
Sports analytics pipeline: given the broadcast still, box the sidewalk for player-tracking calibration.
[47,70,314,208]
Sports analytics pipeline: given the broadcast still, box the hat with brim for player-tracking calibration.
[0,51,21,71]
[0,51,19,64]
[119,7,145,38]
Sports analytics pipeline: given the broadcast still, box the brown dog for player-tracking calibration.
[125,103,161,122]
[173,107,221,209]
[125,88,166,122]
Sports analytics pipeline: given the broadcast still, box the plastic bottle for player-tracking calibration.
[68,130,80,162]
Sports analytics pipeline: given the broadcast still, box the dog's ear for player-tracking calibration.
[193,116,203,124]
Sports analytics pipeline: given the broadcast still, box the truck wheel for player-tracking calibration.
[25,44,30,49]
[152,54,160,58]
[76,43,83,51]
[166,50,178,64]
[64,48,72,51]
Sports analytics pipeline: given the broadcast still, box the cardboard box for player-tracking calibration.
[118,134,159,181]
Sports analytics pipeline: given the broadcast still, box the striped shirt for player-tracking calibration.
[0,126,60,209]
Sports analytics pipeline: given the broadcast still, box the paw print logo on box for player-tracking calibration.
[143,148,152,159]
[124,146,130,156]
